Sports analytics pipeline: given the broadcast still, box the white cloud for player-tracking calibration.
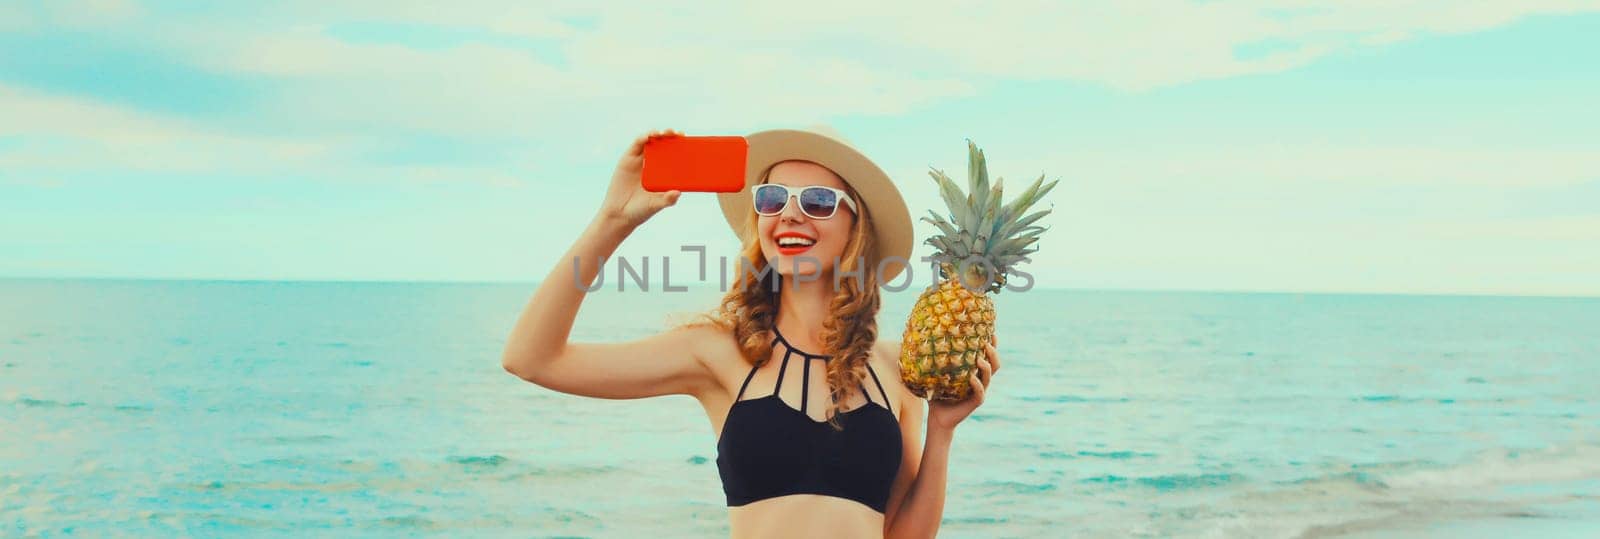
[0,175,66,189]
[1035,144,1600,189]
[1423,215,1600,240]
[880,1,1588,88]
[172,17,975,137]
[0,5,24,31]
[284,0,587,39]
[19,1,1596,166]
[0,85,529,186]
[548,1,1600,90]
[0,85,334,174]
[123,0,1593,143]
[9,0,141,28]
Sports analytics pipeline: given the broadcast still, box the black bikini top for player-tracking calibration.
[715,327,903,513]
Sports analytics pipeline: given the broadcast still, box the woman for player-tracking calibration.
[501,126,1001,538]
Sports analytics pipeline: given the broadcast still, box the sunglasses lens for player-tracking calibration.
[799,188,838,218]
[753,185,788,215]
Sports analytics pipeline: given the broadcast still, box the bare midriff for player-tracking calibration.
[727,494,884,538]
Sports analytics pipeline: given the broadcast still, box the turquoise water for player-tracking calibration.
[3,279,1598,538]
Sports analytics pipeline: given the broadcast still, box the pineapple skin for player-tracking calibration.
[899,276,996,402]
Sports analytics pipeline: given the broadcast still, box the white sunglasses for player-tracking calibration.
[751,184,858,220]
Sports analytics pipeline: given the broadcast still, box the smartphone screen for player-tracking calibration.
[641,136,748,193]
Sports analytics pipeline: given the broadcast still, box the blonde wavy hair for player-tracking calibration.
[693,164,883,432]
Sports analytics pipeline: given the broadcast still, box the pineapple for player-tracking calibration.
[900,140,1058,401]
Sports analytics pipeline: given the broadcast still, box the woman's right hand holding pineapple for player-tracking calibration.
[927,334,1001,432]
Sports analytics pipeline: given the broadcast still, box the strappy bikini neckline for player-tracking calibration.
[725,326,896,421]
[770,325,828,360]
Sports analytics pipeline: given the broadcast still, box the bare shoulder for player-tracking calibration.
[678,321,741,367]
[676,321,748,398]
[871,339,901,372]
[871,338,916,405]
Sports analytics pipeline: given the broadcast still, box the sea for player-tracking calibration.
[2,278,1598,538]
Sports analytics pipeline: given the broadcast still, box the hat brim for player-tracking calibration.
[718,129,913,284]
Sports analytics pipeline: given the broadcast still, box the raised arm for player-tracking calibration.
[501,129,717,400]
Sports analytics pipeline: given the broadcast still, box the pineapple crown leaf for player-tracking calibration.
[984,178,1005,239]
[921,211,960,238]
[995,209,1050,240]
[929,169,968,227]
[998,174,1059,226]
[991,235,1040,254]
[966,139,990,210]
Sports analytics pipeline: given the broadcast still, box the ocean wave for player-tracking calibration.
[1349,394,1478,404]
[1036,449,1159,461]
[968,413,1022,423]
[379,515,435,529]
[179,478,369,493]
[211,455,625,490]
[448,454,509,467]
[14,397,88,408]
[498,463,622,482]
[66,510,555,532]
[979,480,1059,495]
[239,434,338,445]
[1079,472,1244,491]
[1138,450,1600,539]
[1018,394,1132,403]
[1293,509,1562,539]
[7,396,161,414]
[1272,444,1600,494]
[1385,443,1600,490]
[173,463,626,495]
[1185,443,1600,537]
[1277,470,1394,493]
[1077,450,1158,460]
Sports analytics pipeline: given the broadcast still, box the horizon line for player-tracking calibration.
[2,275,1596,300]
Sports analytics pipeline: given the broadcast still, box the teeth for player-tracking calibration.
[777,237,815,247]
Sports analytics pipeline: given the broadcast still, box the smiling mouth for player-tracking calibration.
[776,236,816,255]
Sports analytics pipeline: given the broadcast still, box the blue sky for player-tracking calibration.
[2,2,1598,296]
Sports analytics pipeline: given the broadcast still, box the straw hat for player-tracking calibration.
[717,125,914,284]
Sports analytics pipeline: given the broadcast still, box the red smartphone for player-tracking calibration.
[641,135,748,193]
